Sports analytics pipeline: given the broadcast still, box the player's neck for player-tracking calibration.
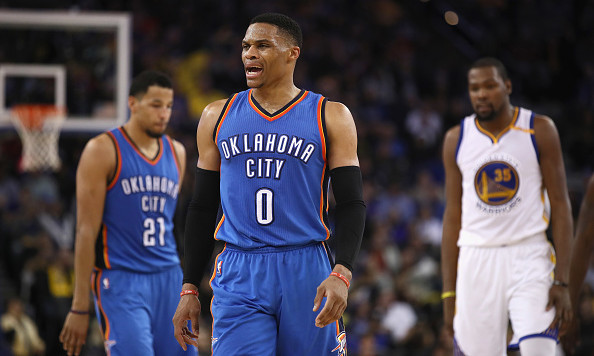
[251,83,301,113]
[122,122,160,158]
[478,105,515,136]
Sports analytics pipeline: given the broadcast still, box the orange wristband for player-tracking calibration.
[180,289,199,298]
[330,272,350,289]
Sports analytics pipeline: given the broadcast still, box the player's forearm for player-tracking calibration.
[181,283,199,291]
[550,206,573,283]
[568,236,590,308]
[569,217,594,306]
[569,185,594,307]
[441,236,459,291]
[331,166,366,272]
[71,229,97,310]
[182,210,217,286]
[182,168,220,286]
[441,216,460,291]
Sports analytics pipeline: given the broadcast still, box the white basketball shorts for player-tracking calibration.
[454,233,556,356]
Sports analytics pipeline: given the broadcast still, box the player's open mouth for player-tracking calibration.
[246,66,262,78]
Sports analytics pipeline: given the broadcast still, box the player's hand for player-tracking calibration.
[313,272,349,328]
[172,286,201,351]
[59,312,89,356]
[546,284,573,335]
[560,317,580,355]
[442,295,455,340]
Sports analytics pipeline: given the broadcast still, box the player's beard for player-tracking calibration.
[145,128,164,138]
[475,104,498,122]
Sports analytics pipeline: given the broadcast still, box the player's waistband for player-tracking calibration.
[458,231,547,248]
[93,263,181,275]
[224,241,321,254]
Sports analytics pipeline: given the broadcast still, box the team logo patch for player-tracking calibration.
[474,161,519,205]
[332,331,347,355]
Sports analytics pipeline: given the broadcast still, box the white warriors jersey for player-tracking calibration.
[456,107,550,247]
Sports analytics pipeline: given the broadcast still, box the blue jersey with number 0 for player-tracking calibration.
[214,89,331,248]
[95,128,181,272]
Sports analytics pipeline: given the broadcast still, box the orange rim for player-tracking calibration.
[11,104,65,130]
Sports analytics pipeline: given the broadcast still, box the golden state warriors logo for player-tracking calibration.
[474,161,519,205]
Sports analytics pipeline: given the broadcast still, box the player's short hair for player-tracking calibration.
[129,70,172,97]
[250,13,303,48]
[470,57,509,81]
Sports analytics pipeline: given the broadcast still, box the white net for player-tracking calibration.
[9,104,65,172]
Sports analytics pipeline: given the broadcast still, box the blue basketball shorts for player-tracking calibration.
[210,242,347,356]
[92,265,198,356]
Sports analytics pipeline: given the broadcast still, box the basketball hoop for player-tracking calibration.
[9,104,65,172]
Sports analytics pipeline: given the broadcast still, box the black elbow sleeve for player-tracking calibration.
[182,167,220,286]
[330,166,366,271]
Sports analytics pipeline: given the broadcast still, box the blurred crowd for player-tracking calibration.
[1,0,594,355]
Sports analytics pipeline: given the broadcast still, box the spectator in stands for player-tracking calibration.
[1,298,45,356]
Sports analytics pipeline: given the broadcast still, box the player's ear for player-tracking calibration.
[128,95,137,112]
[505,79,512,95]
[289,46,300,61]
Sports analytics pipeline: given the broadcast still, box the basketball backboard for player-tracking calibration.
[0,9,131,132]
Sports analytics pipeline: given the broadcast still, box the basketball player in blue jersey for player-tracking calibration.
[59,71,197,356]
[562,174,594,355]
[441,57,573,355]
[171,13,365,356]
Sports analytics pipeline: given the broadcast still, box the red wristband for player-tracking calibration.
[180,289,199,298]
[330,272,350,289]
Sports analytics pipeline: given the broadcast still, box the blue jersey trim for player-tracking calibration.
[453,337,466,356]
[455,119,464,160]
[529,111,539,161]
[508,326,559,350]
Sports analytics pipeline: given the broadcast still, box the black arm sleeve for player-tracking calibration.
[182,167,220,286]
[330,165,366,272]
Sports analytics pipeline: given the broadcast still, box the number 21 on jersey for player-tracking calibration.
[143,217,165,246]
